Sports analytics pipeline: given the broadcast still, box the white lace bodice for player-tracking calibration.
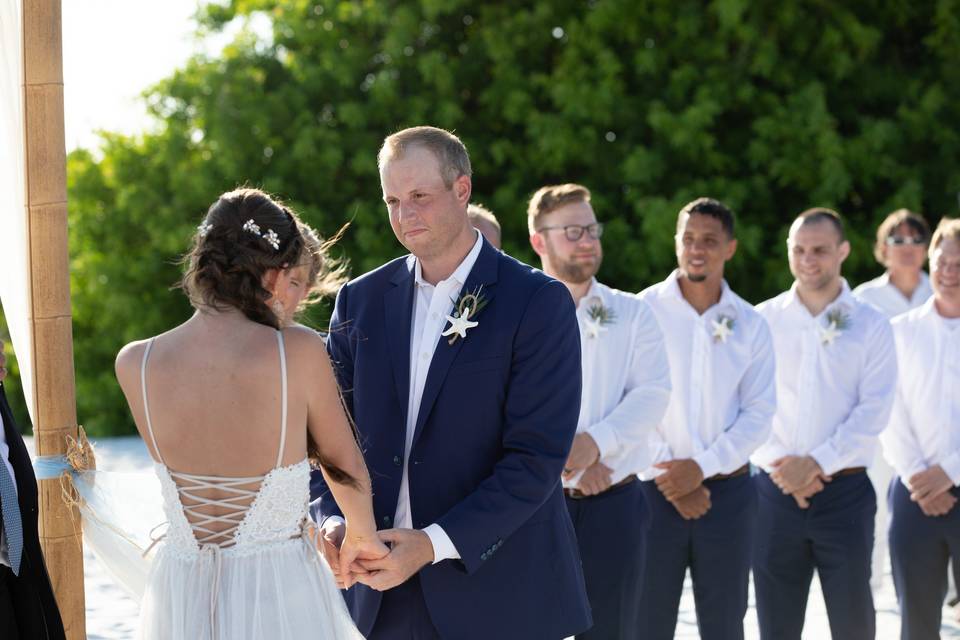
[141,331,311,557]
[155,459,311,557]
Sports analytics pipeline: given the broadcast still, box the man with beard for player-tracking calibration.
[637,198,777,640]
[752,208,897,640]
[528,184,671,639]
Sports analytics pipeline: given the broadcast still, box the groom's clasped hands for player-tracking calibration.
[316,519,436,591]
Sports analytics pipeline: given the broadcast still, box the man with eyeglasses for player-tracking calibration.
[637,197,776,640]
[881,218,960,639]
[528,183,671,640]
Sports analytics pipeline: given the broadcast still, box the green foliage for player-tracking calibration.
[65,0,960,435]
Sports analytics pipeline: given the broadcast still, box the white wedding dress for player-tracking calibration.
[135,332,363,640]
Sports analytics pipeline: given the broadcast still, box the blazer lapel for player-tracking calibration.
[412,241,499,446]
[383,257,416,428]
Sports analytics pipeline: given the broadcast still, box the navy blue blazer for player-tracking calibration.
[310,239,591,639]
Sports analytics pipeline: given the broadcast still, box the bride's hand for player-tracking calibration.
[338,528,389,588]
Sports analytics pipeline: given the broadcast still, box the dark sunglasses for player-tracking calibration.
[885,235,926,246]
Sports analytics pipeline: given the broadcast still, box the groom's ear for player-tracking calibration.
[453,174,471,207]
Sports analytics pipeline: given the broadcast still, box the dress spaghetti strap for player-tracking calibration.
[275,330,288,468]
[140,338,165,465]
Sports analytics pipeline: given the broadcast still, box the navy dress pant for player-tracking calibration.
[565,477,646,640]
[889,477,960,640]
[637,473,756,640]
[753,470,876,640]
[367,574,441,640]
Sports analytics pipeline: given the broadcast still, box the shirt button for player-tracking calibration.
[421,352,429,360]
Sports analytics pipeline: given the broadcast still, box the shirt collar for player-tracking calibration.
[785,278,855,318]
[660,269,735,314]
[577,278,605,311]
[413,229,484,289]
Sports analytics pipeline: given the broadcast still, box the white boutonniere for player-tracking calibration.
[442,285,489,345]
[820,308,851,346]
[584,303,616,339]
[711,314,735,344]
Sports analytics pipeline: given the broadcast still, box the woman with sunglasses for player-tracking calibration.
[854,208,933,318]
[854,208,934,605]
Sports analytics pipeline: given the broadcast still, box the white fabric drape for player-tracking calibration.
[0,0,35,423]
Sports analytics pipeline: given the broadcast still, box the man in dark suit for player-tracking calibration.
[310,125,591,639]
[0,340,65,639]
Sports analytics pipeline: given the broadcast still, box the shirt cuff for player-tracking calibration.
[941,452,960,487]
[422,523,460,564]
[692,450,722,481]
[585,423,618,460]
[809,441,843,477]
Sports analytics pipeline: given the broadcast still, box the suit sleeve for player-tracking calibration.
[436,280,582,574]
[309,284,351,524]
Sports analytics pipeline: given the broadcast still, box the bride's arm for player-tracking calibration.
[297,330,387,577]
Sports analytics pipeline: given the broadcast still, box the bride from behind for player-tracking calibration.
[114,188,385,639]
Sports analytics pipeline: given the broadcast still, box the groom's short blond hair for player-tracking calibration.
[378,126,472,189]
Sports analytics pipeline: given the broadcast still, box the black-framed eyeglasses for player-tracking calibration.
[886,235,926,246]
[536,223,604,242]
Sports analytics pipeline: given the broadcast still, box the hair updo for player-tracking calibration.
[182,188,305,328]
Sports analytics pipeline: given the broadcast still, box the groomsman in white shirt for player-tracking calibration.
[528,184,671,640]
[637,197,777,640]
[881,218,960,640]
[753,208,897,640]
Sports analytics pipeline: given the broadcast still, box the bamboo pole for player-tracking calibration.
[22,0,86,637]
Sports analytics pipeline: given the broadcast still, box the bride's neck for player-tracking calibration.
[192,306,251,326]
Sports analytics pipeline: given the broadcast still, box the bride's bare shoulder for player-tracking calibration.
[114,338,152,389]
[281,324,331,365]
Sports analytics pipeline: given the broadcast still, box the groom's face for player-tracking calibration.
[380,146,471,260]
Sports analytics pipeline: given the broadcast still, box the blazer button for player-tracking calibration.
[382,515,392,526]
[481,552,488,561]
[393,455,402,466]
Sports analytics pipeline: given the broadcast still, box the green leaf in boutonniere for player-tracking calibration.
[442,285,489,345]
[584,303,616,339]
[821,308,851,346]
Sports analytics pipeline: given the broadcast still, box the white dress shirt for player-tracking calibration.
[880,298,960,486]
[563,280,671,488]
[752,280,897,475]
[396,229,485,563]
[325,233,483,563]
[0,409,15,567]
[638,272,777,480]
[854,271,932,318]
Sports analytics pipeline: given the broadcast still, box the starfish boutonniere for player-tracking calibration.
[711,314,735,344]
[584,303,616,339]
[820,308,851,346]
[442,285,489,345]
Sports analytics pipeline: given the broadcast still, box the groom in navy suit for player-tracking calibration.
[310,126,591,639]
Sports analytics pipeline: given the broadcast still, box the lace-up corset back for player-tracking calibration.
[140,332,310,554]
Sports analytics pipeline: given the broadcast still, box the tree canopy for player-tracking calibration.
[13,0,957,435]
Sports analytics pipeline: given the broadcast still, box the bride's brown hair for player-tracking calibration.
[181,188,359,487]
